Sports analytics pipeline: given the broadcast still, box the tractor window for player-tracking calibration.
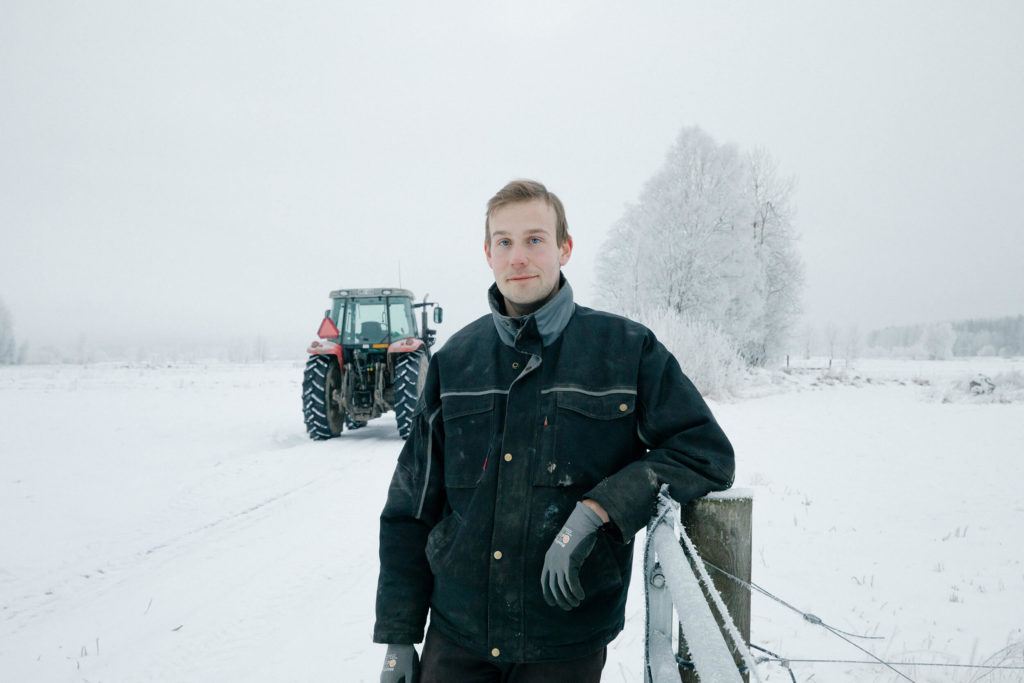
[388,301,416,339]
[330,298,344,326]
[340,297,416,344]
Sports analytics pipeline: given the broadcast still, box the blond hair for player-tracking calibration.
[485,179,570,246]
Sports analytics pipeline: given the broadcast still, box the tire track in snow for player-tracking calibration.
[66,429,399,682]
[1,428,396,641]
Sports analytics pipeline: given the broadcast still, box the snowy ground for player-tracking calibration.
[1,357,1022,682]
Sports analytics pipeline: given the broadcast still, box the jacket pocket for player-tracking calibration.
[533,389,636,490]
[527,531,629,644]
[581,532,626,597]
[441,393,496,488]
[424,509,463,575]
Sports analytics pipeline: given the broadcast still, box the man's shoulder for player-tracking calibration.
[435,314,495,357]
[569,305,653,340]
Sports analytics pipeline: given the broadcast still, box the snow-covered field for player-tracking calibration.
[2,357,1022,682]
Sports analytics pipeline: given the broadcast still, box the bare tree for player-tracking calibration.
[802,324,815,360]
[253,334,268,363]
[746,148,803,364]
[824,322,840,368]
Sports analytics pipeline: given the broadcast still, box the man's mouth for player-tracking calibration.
[507,275,537,283]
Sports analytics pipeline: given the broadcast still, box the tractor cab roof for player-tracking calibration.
[328,287,415,300]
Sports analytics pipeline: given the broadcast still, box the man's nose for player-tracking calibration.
[508,243,529,266]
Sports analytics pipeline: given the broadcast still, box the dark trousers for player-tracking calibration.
[419,625,607,683]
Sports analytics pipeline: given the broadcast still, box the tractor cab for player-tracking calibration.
[331,289,419,348]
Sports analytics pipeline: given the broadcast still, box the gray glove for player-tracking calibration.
[541,501,605,610]
[380,644,419,683]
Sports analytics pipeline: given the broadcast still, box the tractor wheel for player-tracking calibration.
[302,355,344,440]
[393,349,428,440]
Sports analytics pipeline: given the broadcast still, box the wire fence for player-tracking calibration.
[644,487,1024,683]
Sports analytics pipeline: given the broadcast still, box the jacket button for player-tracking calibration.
[493,550,502,559]
[619,403,628,412]
[512,362,519,369]
[491,648,501,657]
[504,453,512,462]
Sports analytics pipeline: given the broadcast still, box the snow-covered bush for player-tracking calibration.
[932,370,1024,404]
[640,309,745,399]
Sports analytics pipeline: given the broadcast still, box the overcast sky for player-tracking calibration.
[2,1,1022,356]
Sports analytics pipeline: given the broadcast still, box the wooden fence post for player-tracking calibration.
[678,491,753,683]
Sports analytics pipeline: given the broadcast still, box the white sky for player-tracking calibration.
[2,1,1022,354]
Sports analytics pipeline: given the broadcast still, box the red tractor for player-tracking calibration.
[303,288,442,440]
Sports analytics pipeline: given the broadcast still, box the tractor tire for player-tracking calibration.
[303,355,344,440]
[393,349,428,440]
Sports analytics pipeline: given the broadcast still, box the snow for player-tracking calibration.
[648,517,745,682]
[2,358,1023,682]
[704,487,756,501]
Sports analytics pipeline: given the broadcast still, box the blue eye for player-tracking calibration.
[498,239,511,247]
[529,237,542,244]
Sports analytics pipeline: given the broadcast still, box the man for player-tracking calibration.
[375,179,734,682]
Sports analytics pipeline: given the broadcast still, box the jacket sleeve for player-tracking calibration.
[372,354,446,644]
[583,330,735,539]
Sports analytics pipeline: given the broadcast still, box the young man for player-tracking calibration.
[375,180,734,683]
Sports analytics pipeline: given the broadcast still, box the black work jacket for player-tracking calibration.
[373,286,734,662]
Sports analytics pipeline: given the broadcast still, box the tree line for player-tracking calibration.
[866,315,1024,359]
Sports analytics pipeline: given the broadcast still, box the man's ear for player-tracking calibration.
[558,236,573,267]
[484,240,492,267]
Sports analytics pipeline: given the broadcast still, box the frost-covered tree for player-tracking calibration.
[0,296,17,365]
[842,324,862,363]
[923,322,956,360]
[596,126,803,366]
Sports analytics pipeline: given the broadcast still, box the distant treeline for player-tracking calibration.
[952,315,1024,356]
[866,315,1024,358]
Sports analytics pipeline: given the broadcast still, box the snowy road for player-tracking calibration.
[2,359,1022,682]
[1,363,396,682]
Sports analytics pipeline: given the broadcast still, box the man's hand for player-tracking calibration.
[541,501,605,610]
[380,644,419,683]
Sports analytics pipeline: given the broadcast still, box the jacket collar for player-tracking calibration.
[488,274,575,348]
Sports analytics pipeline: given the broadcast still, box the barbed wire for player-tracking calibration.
[688,554,915,681]
[753,655,1024,673]
[701,643,1024,678]
[700,557,882,640]
[748,644,796,683]
[697,557,1024,678]
[646,492,1023,682]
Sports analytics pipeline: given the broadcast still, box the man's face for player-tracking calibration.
[485,198,572,317]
